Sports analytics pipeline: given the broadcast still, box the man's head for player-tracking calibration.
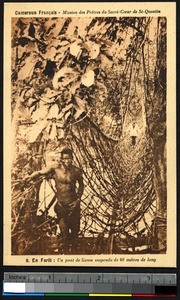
[60,148,73,168]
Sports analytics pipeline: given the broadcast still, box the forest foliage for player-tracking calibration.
[11,16,167,253]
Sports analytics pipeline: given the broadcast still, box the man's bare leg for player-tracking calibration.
[70,219,80,253]
[58,218,69,253]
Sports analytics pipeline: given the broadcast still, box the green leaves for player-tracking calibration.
[52,67,78,90]
[81,70,95,87]
[18,53,39,80]
[70,40,82,57]
[12,16,160,144]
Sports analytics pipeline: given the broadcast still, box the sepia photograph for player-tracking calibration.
[4,2,176,266]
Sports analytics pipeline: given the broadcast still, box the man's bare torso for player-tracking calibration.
[52,164,81,204]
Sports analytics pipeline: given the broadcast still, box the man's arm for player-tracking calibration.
[77,169,84,199]
[69,169,84,209]
[25,166,55,182]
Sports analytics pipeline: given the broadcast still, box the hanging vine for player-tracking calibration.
[11,16,166,254]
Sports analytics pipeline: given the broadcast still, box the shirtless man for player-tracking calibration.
[26,148,84,253]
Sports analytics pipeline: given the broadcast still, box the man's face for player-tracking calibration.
[61,153,73,168]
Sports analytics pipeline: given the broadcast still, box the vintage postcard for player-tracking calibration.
[4,2,176,267]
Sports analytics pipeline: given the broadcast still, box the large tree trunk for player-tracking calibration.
[152,138,167,253]
[153,137,166,217]
[144,17,167,252]
[151,18,167,252]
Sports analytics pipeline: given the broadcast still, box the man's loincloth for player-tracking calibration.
[54,201,80,227]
